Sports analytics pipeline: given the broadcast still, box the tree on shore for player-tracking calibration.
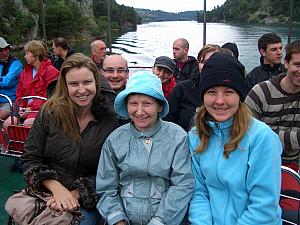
[197,0,300,23]
[0,0,141,45]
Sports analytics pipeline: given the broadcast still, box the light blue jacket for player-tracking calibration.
[188,118,282,225]
[96,119,194,225]
[0,58,22,102]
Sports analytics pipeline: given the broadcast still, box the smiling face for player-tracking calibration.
[66,67,96,110]
[152,66,173,83]
[102,55,129,93]
[127,94,163,131]
[283,52,300,93]
[204,86,240,122]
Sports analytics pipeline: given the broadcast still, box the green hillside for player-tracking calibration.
[198,0,300,23]
[135,9,198,23]
[0,0,141,44]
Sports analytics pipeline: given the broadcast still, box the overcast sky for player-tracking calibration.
[115,0,226,13]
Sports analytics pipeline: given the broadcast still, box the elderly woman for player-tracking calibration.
[21,53,118,225]
[96,71,194,225]
[188,53,282,225]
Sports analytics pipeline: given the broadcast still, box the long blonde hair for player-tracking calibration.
[42,53,101,141]
[195,102,252,158]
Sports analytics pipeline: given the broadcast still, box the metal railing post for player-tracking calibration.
[203,0,207,46]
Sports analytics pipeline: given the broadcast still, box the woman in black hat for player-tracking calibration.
[188,52,282,225]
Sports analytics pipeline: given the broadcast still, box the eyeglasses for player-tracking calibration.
[102,68,128,74]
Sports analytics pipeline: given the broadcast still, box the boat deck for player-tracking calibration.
[0,156,25,224]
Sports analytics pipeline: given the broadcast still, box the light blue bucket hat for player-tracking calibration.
[114,71,169,118]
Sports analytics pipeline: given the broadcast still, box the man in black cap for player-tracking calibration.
[152,56,176,98]
[0,37,22,120]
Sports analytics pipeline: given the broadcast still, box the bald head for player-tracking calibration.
[102,54,129,93]
[173,38,189,62]
[91,40,106,64]
[103,54,128,68]
[174,38,189,49]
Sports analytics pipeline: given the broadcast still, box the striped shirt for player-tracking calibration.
[245,73,300,163]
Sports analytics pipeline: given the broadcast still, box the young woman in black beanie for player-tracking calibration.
[188,52,282,225]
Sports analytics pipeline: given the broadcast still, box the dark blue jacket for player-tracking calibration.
[246,56,286,93]
[165,74,202,132]
[53,48,75,70]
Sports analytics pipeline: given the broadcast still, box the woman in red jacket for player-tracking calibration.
[4,40,59,127]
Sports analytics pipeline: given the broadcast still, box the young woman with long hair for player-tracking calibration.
[21,53,118,225]
[188,53,282,225]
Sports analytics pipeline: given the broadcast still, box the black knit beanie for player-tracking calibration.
[199,52,247,101]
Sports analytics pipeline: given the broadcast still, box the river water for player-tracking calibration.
[76,21,299,73]
[16,21,300,72]
[110,21,300,72]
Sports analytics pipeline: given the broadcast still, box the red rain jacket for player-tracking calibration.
[16,59,59,118]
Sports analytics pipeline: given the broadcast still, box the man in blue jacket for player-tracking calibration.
[0,37,22,120]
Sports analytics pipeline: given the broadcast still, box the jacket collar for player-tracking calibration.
[66,48,75,58]
[208,118,233,135]
[24,59,52,75]
[131,118,162,139]
[260,56,284,72]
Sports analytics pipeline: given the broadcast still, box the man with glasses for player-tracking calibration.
[102,54,129,94]
[0,37,22,120]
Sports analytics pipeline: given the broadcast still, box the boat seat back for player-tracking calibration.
[280,166,300,225]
